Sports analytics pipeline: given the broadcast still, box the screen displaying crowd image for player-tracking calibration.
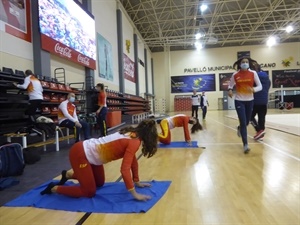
[38,0,96,60]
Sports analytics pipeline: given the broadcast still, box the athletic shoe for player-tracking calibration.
[257,134,265,141]
[237,126,241,137]
[254,130,265,140]
[244,144,250,154]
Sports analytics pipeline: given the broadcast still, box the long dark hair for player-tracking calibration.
[253,62,262,72]
[96,83,105,91]
[189,118,203,134]
[233,57,258,70]
[119,119,158,158]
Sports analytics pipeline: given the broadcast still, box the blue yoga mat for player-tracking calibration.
[5,180,171,213]
[158,141,198,148]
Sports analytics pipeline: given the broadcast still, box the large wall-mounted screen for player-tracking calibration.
[38,0,96,69]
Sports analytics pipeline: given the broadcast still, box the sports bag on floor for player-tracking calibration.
[0,143,25,177]
[23,147,41,164]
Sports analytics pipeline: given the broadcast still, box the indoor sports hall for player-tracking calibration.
[1,109,299,224]
[0,0,299,225]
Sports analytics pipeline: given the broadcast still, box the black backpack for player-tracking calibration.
[23,147,41,164]
[35,123,56,138]
[0,143,25,177]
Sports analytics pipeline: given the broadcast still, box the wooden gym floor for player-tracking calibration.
[0,109,299,225]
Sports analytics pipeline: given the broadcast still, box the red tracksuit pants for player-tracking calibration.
[56,141,105,197]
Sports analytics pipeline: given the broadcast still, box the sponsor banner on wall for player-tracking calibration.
[219,73,233,91]
[97,33,113,81]
[41,34,96,70]
[272,69,300,88]
[123,53,135,83]
[171,74,216,93]
[0,0,31,42]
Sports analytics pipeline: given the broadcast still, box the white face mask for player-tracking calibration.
[69,97,75,103]
[240,62,249,69]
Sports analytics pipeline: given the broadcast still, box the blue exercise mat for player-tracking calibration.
[4,180,171,213]
[158,141,198,148]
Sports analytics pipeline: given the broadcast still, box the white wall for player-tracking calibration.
[138,38,146,96]
[50,55,85,85]
[153,42,300,112]
[147,49,153,95]
[92,0,119,91]
[153,49,172,111]
[0,30,33,71]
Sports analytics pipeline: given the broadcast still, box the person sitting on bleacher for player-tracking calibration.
[13,70,43,123]
[58,93,90,143]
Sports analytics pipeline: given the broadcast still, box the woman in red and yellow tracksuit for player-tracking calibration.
[41,119,158,201]
[158,114,202,145]
[95,83,107,137]
[228,57,262,153]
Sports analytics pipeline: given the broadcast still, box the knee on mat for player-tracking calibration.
[83,188,96,198]
[97,182,104,188]
[159,139,170,145]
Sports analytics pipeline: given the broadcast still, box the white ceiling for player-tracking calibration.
[119,0,300,52]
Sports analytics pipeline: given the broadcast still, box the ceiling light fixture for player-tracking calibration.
[200,4,208,12]
[267,36,277,47]
[195,41,203,50]
[195,32,203,39]
[286,25,294,33]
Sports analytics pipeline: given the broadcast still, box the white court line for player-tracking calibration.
[204,142,261,145]
[210,118,300,162]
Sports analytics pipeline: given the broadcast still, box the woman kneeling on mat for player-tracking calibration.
[41,119,158,201]
[158,114,202,145]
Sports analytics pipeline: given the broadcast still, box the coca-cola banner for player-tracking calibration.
[41,34,96,70]
[123,53,135,83]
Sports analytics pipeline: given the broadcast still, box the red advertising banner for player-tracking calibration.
[1,0,31,42]
[123,53,136,83]
[219,73,233,91]
[41,34,96,70]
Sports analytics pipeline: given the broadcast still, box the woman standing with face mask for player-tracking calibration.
[58,93,90,142]
[228,57,262,153]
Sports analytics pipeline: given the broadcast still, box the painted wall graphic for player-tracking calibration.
[97,33,113,81]
[219,72,233,91]
[281,56,293,67]
[0,0,31,42]
[171,74,216,93]
[272,69,300,88]
[123,53,135,83]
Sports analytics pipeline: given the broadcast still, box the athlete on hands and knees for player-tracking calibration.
[41,119,158,201]
[158,114,202,146]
